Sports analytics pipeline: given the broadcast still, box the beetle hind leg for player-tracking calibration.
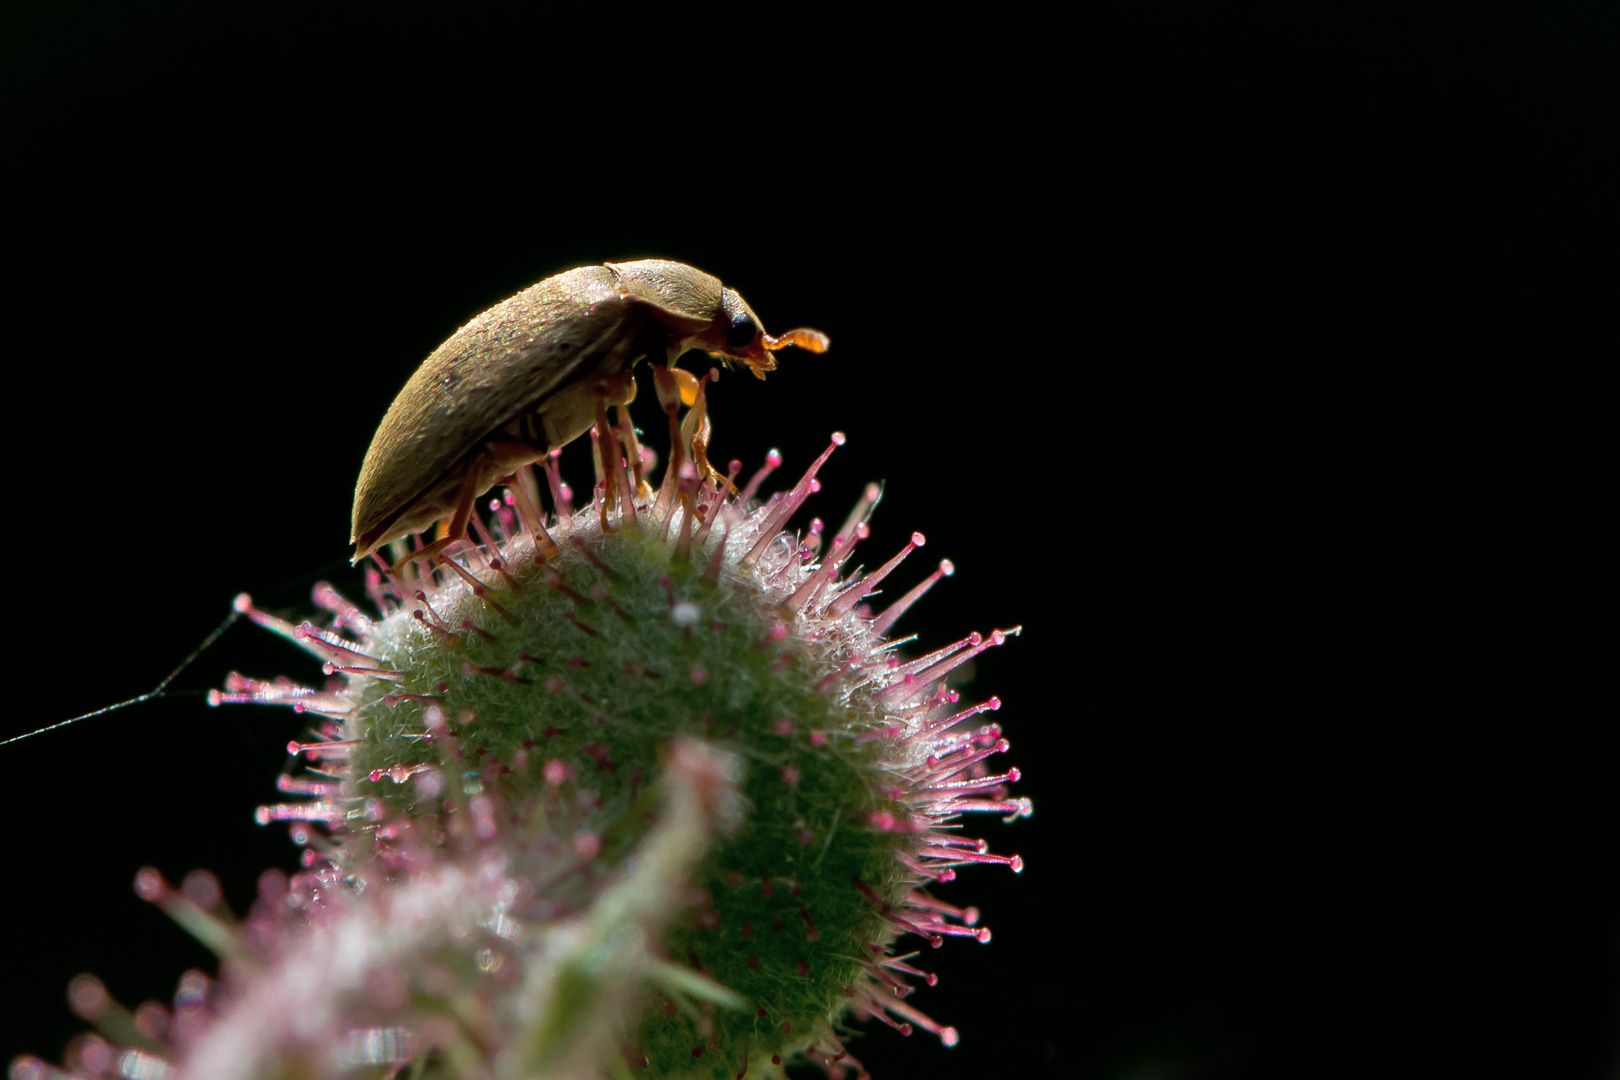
[406,435,551,568]
[400,458,486,568]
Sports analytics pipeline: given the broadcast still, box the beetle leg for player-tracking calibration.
[646,365,686,532]
[503,465,558,557]
[614,402,648,491]
[683,371,732,493]
[403,461,484,567]
[410,436,547,566]
[592,388,637,532]
[671,366,701,405]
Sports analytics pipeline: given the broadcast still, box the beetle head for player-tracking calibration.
[709,288,830,380]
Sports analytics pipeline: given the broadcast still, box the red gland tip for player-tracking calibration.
[133,866,167,902]
[181,869,222,910]
[66,974,109,1019]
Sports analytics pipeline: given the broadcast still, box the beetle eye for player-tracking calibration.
[725,312,758,351]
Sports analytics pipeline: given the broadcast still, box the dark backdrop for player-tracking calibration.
[2,5,1611,1079]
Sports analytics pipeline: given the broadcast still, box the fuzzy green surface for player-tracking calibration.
[349,529,912,1077]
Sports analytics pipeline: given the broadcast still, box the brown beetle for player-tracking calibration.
[350,260,829,564]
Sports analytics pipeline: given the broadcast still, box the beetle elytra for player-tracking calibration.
[350,260,828,564]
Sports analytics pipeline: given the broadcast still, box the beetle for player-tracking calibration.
[350,259,829,564]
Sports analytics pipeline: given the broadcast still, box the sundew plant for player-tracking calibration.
[13,361,1029,1080]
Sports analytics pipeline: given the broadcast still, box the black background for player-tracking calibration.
[1,5,1612,1079]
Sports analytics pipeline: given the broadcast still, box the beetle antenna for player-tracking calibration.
[763,327,831,354]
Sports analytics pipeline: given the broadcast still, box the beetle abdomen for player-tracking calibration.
[351,266,634,554]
